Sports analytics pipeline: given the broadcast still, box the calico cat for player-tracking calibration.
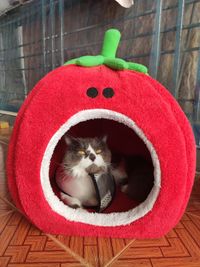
[55,135,112,209]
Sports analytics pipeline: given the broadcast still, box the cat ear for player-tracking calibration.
[102,135,108,143]
[64,135,79,146]
[64,135,73,145]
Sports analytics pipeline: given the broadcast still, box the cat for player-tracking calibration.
[56,135,153,209]
[55,135,113,209]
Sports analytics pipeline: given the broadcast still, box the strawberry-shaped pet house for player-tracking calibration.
[7,29,196,238]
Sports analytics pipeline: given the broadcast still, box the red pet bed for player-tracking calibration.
[7,29,196,239]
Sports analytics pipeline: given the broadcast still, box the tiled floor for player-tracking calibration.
[1,128,200,267]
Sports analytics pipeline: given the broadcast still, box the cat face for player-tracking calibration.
[63,136,111,176]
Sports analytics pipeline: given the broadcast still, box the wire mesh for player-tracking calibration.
[0,0,200,144]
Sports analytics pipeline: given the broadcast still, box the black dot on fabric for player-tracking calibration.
[86,87,98,98]
[103,87,115,98]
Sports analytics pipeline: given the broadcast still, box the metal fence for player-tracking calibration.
[0,0,200,144]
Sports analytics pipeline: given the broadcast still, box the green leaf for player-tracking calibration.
[104,58,128,70]
[64,58,77,65]
[76,55,104,67]
[128,62,148,74]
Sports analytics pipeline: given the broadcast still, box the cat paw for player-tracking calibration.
[86,164,107,174]
[60,192,82,208]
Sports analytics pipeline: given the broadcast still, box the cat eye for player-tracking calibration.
[96,149,102,154]
[78,150,85,155]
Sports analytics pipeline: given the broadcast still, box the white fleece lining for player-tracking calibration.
[40,109,161,227]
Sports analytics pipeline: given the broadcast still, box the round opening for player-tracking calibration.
[40,109,161,227]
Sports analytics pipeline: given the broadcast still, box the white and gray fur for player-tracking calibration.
[56,135,116,209]
[56,135,154,210]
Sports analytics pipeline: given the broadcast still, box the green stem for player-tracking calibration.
[101,29,121,58]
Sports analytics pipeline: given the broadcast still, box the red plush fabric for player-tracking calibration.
[7,65,196,238]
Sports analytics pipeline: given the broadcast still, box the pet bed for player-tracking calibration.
[6,29,196,238]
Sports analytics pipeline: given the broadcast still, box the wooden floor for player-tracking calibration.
[1,128,200,267]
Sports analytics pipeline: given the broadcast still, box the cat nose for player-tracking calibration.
[89,153,96,162]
